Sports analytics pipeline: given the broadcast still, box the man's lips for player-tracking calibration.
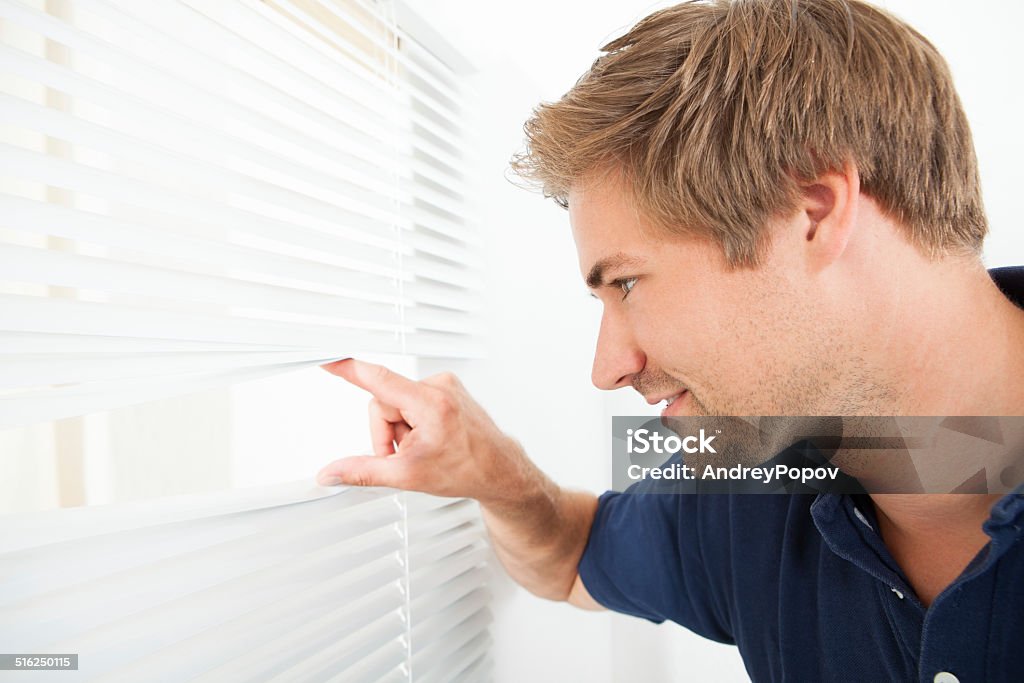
[645,390,683,405]
[646,390,688,416]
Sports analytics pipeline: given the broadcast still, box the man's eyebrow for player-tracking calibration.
[585,253,645,289]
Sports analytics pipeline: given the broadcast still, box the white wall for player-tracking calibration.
[404,1,1024,681]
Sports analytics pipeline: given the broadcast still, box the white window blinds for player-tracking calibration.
[0,0,481,428]
[0,482,494,681]
[0,1,494,680]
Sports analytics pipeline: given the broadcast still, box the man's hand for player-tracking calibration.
[315,359,528,507]
[314,358,603,606]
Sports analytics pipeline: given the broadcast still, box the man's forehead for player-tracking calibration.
[569,174,637,243]
[568,174,658,280]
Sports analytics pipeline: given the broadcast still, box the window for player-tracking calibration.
[0,0,489,679]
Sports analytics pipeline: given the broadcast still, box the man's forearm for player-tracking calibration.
[479,446,598,601]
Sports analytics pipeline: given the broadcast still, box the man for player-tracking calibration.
[317,0,1024,680]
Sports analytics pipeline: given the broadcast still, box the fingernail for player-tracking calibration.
[318,476,343,486]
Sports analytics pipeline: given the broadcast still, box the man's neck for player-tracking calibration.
[878,259,1024,416]
[869,493,1002,539]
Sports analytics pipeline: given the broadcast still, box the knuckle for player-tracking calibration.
[344,469,373,487]
[434,394,457,420]
[413,433,439,452]
[438,371,459,387]
[425,371,461,389]
[368,397,384,415]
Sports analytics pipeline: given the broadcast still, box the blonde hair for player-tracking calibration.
[511,0,987,265]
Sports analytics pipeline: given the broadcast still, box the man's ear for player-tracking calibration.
[799,160,860,271]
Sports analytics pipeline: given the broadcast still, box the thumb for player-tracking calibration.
[316,455,409,489]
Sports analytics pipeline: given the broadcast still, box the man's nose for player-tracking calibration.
[591,310,645,390]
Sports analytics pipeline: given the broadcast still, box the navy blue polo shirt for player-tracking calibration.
[578,266,1024,683]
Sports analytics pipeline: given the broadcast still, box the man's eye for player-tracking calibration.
[618,277,638,299]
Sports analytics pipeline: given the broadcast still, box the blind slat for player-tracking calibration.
[407,204,478,245]
[426,633,493,683]
[412,612,493,676]
[0,294,399,349]
[411,587,491,648]
[451,653,495,683]
[0,331,294,354]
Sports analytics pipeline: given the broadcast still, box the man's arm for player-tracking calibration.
[315,359,605,608]
[479,468,604,607]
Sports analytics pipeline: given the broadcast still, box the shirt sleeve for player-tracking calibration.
[577,488,736,644]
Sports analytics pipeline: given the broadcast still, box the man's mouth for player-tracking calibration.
[646,390,688,416]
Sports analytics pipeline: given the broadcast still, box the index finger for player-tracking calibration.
[321,358,430,409]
